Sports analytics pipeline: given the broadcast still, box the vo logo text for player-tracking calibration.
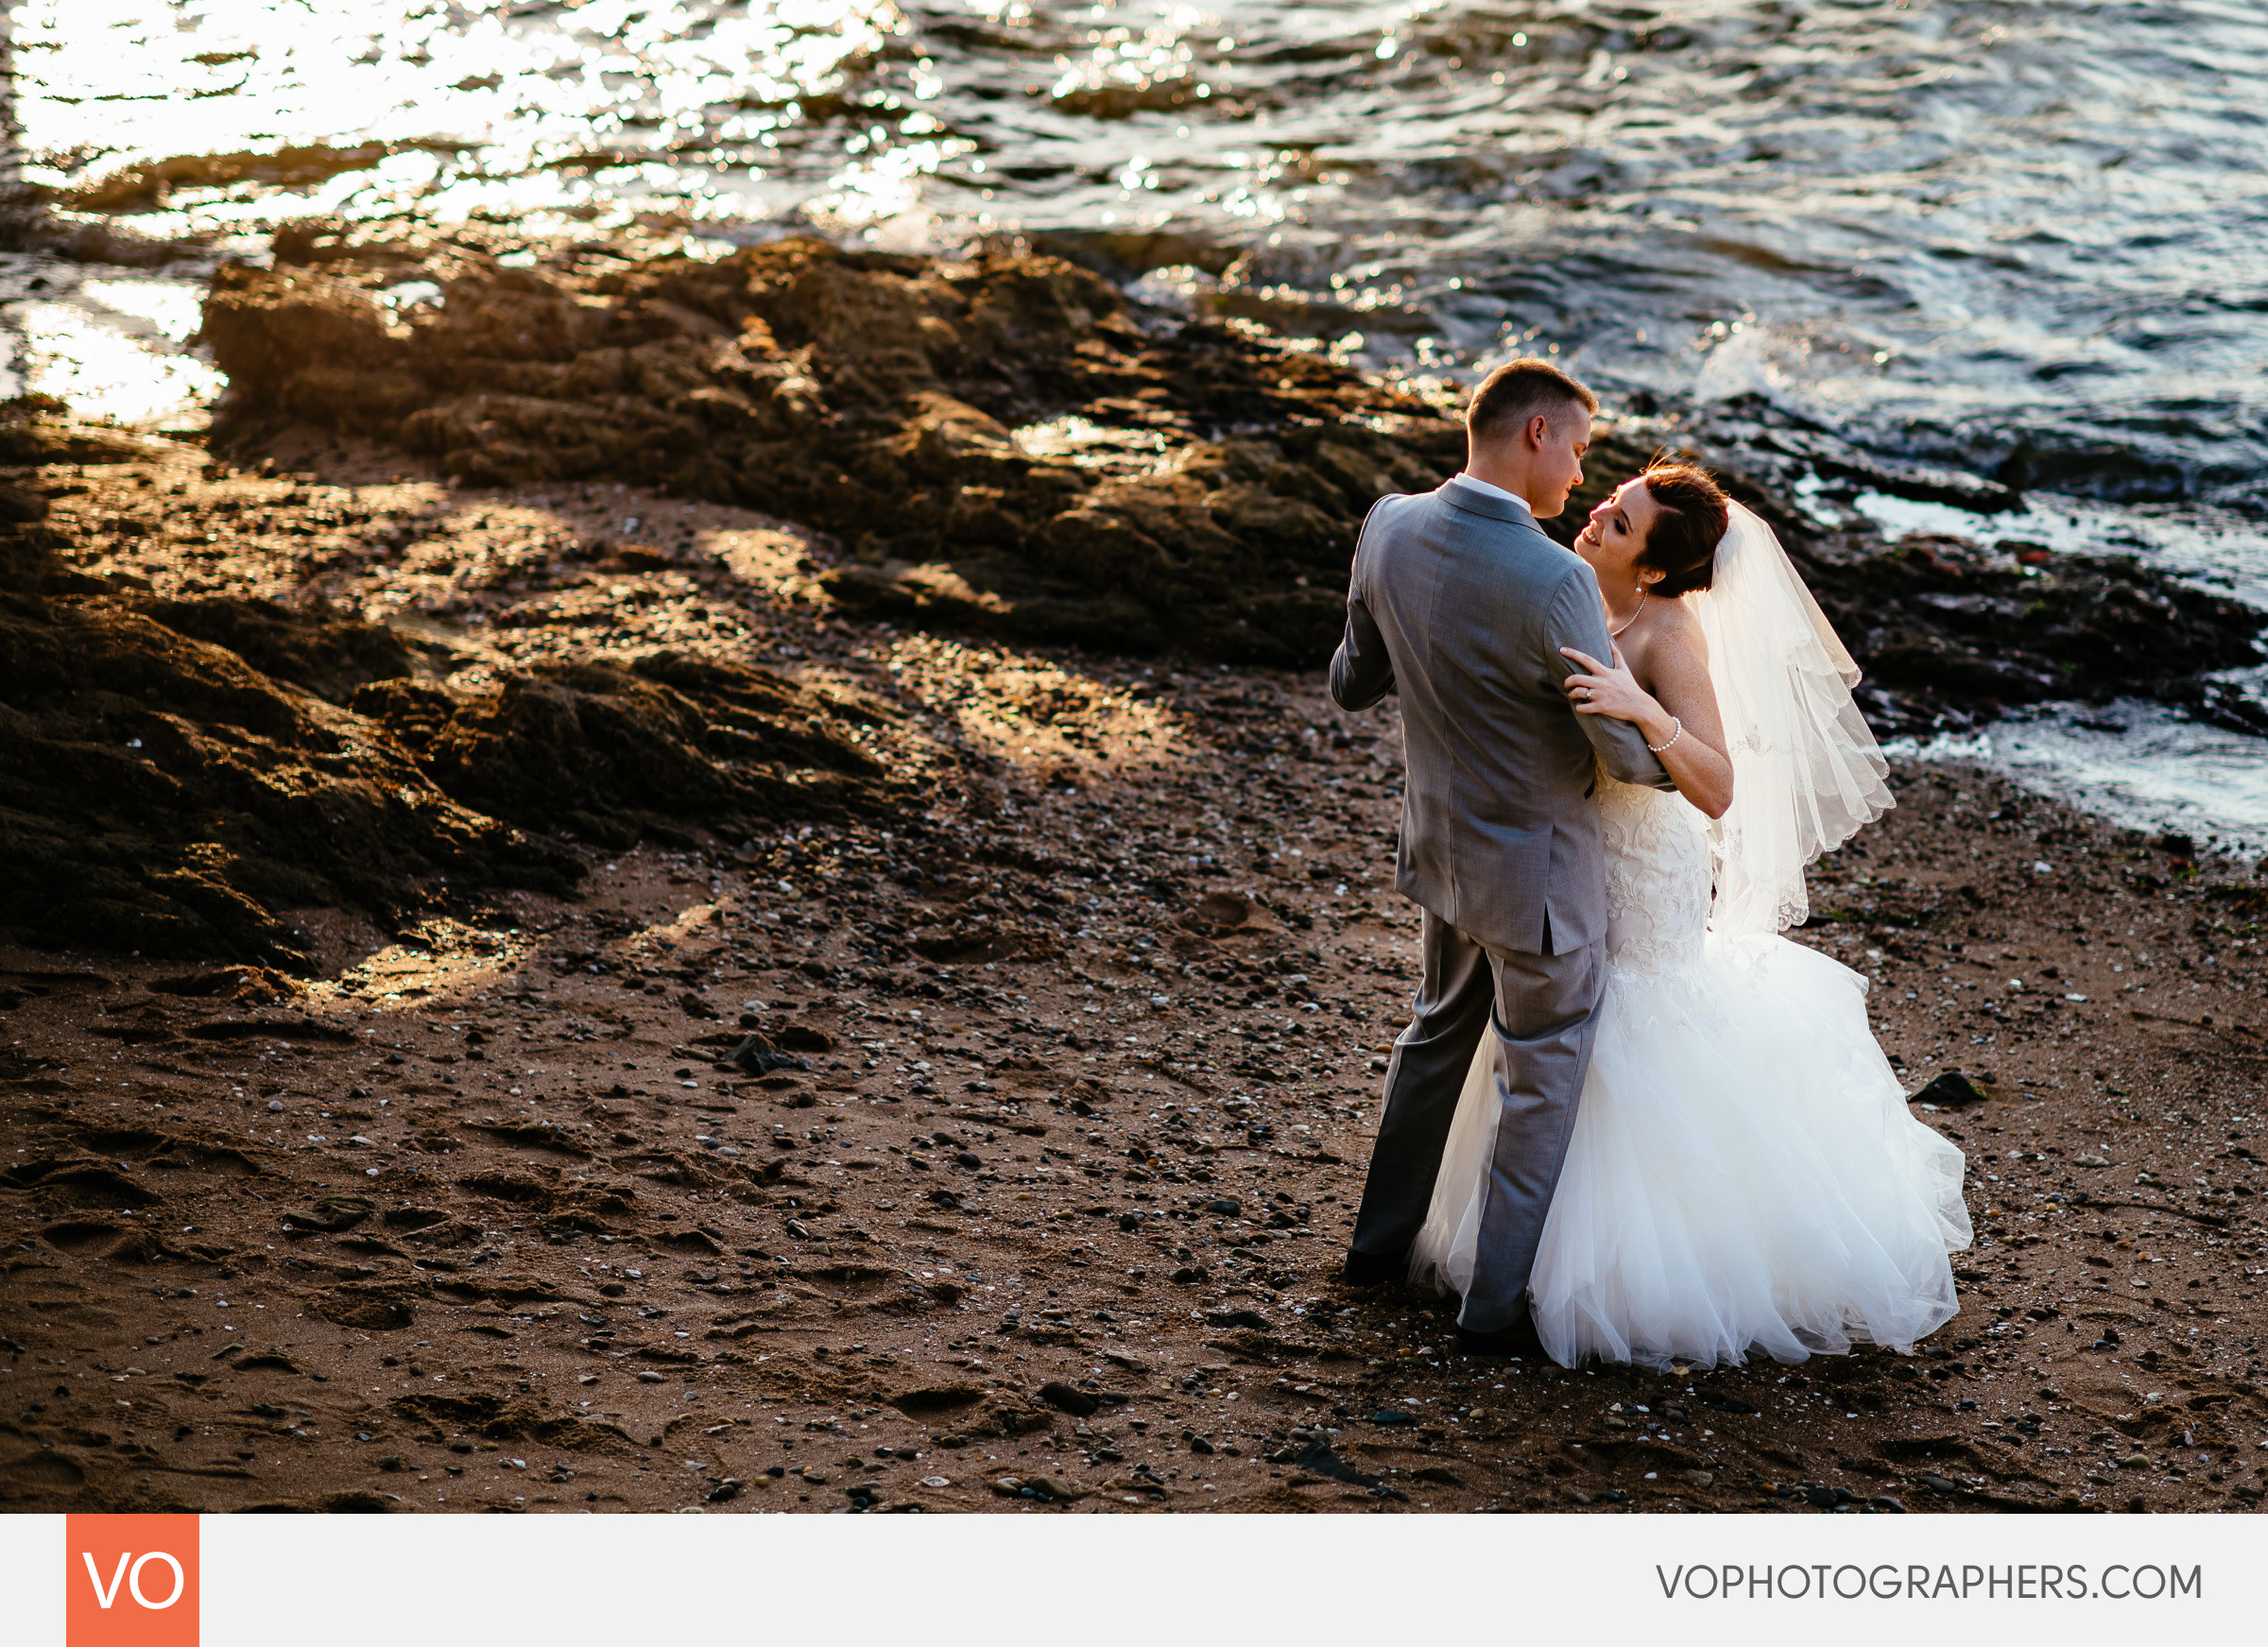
[65,1516,198,1647]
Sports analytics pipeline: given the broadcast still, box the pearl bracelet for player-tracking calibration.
[1646,717,1682,754]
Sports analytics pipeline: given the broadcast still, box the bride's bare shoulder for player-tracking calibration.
[1629,592,1708,678]
[1658,593,1708,661]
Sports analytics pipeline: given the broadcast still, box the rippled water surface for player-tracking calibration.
[6,0,2267,832]
[12,0,2268,496]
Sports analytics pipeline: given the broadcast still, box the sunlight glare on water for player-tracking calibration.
[77,280,206,343]
[1,302,227,424]
[19,0,911,232]
[14,0,2267,507]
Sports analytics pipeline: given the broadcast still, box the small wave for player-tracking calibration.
[1877,731,1994,763]
[1880,703,2268,859]
[1990,704,2268,859]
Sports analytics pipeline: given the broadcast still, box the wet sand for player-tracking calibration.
[3,443,2264,1515]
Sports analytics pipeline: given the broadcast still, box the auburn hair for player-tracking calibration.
[1636,459,1730,598]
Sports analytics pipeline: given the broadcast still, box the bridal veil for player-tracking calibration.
[1691,500,1895,938]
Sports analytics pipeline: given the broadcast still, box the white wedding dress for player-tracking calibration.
[1408,504,1972,1369]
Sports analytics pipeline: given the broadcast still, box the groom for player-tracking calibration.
[1329,360,1675,1353]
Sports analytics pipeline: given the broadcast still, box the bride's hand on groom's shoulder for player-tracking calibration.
[1558,643,1654,724]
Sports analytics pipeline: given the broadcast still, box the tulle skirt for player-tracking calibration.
[1410,934,1971,1369]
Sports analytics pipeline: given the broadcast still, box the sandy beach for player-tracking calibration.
[2,407,2262,1514]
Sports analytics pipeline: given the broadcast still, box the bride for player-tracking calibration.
[1409,463,1972,1369]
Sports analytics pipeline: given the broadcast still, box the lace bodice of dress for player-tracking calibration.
[1597,773,1710,977]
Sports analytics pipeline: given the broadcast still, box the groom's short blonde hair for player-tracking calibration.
[1466,358,1598,443]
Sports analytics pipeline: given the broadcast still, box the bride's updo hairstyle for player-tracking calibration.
[1635,460,1732,597]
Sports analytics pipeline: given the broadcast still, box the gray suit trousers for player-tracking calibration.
[1349,908,1605,1331]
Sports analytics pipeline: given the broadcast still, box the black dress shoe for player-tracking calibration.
[1454,1316,1548,1358]
[1339,1247,1408,1286]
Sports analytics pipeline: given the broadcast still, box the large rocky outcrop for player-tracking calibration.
[200,229,1467,665]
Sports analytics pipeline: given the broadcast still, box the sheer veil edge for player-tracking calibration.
[1692,500,1894,938]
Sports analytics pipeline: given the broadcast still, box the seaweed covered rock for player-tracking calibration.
[0,570,579,968]
[0,401,911,966]
[201,230,1467,664]
[371,650,898,850]
[134,595,423,702]
[1803,529,2264,726]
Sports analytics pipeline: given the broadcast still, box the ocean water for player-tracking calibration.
[4,0,2264,841]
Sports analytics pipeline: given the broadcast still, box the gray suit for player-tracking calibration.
[1331,476,1673,1330]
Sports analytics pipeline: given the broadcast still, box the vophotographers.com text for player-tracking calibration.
[1657,1564,2202,1602]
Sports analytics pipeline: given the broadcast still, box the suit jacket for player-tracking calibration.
[1330,476,1675,954]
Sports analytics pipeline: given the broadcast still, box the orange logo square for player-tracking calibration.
[65,1515,198,1647]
